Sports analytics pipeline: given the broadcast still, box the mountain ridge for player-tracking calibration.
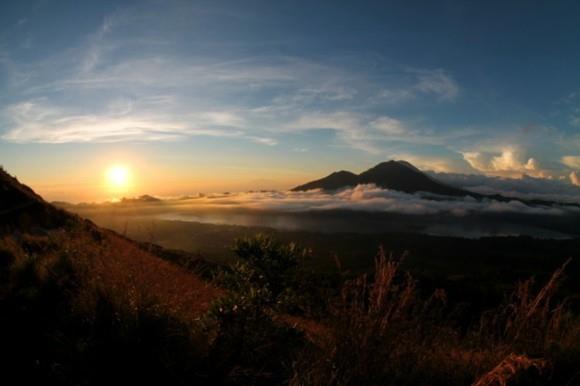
[291,160,580,209]
[292,160,472,197]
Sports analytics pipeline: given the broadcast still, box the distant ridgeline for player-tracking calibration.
[292,160,580,208]
[293,160,469,196]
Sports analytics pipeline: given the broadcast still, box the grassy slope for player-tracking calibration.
[0,167,224,383]
[66,214,580,312]
[0,219,224,385]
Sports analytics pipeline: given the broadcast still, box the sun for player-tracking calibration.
[105,165,131,192]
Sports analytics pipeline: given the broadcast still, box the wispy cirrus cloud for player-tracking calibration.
[250,137,278,146]
[3,0,578,187]
[1,99,243,143]
[414,69,460,101]
[1,51,461,148]
[0,4,463,150]
[374,69,459,104]
[369,116,408,135]
[389,154,463,173]
[282,112,421,154]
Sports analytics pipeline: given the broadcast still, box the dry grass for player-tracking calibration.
[290,250,579,386]
[2,224,221,324]
[472,353,546,386]
[0,222,223,384]
[87,230,221,322]
[476,258,571,353]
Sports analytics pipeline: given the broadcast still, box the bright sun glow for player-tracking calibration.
[106,165,131,192]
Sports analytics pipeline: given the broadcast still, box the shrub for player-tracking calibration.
[204,234,307,384]
[219,234,310,308]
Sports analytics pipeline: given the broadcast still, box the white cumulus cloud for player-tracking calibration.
[462,148,548,178]
[562,155,580,169]
[571,171,580,186]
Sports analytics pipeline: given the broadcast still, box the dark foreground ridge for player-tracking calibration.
[0,167,72,231]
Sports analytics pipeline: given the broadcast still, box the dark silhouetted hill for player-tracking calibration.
[121,194,162,203]
[291,170,359,192]
[0,167,72,232]
[292,160,471,196]
[292,161,580,210]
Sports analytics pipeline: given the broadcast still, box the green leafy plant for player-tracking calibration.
[204,234,308,383]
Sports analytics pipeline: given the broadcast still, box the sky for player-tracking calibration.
[1,0,580,202]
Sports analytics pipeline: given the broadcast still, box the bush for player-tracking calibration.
[204,235,307,384]
[219,234,310,308]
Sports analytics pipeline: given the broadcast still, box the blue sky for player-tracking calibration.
[1,0,580,200]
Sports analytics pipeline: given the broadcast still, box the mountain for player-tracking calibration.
[292,160,471,197]
[291,170,359,192]
[121,194,162,203]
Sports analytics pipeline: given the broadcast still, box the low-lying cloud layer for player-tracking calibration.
[67,183,580,238]
[429,171,580,203]
[97,184,578,217]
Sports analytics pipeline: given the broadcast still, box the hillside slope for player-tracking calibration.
[0,167,224,384]
[0,167,219,319]
[0,167,71,231]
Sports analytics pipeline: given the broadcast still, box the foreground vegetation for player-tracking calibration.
[0,225,578,385]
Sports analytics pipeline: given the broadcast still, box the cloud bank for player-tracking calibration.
[461,148,546,178]
[0,14,461,151]
[68,183,580,238]
[96,184,578,217]
[429,171,580,203]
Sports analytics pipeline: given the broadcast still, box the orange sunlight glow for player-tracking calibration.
[105,165,131,195]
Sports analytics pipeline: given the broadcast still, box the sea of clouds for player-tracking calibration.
[67,182,580,238]
[144,184,578,217]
